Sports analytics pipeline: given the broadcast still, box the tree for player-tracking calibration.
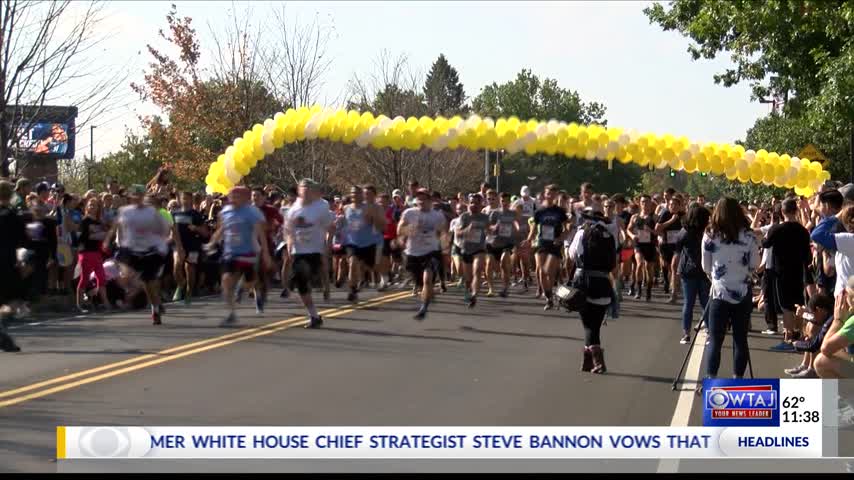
[423,54,466,116]
[0,0,130,176]
[472,69,635,195]
[644,1,854,180]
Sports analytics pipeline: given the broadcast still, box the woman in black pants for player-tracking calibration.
[701,198,760,381]
[567,208,618,374]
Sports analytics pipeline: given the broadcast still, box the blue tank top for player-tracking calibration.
[345,205,375,248]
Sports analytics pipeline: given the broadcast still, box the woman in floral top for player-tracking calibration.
[701,197,760,380]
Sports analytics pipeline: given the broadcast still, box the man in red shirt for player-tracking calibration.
[252,187,283,305]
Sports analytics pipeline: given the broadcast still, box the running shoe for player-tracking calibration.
[468,296,477,309]
[761,328,779,335]
[172,287,184,302]
[347,291,358,302]
[486,289,495,298]
[152,311,162,325]
[0,330,20,352]
[220,312,236,327]
[304,316,323,329]
[792,367,818,379]
[499,289,508,298]
[280,288,290,299]
[785,364,809,376]
[413,305,428,321]
[770,341,795,352]
[680,334,690,345]
[544,300,554,311]
[255,296,264,315]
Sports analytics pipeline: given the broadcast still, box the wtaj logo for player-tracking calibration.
[702,378,780,427]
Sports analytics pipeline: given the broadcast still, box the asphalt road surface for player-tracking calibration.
[0,284,797,473]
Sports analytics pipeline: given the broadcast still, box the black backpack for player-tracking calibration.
[579,223,616,273]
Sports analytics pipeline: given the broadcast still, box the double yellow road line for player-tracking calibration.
[0,291,411,409]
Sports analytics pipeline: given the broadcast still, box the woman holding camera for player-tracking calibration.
[701,197,760,381]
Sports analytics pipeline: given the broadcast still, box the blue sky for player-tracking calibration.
[81,1,771,160]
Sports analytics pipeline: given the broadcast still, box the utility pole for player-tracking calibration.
[850,125,854,184]
[88,125,96,189]
[483,149,490,185]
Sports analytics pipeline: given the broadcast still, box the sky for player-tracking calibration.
[76,0,772,161]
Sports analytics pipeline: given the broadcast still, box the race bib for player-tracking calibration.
[541,225,555,241]
[295,228,311,244]
[187,251,199,264]
[666,230,680,244]
[466,228,483,243]
[348,218,362,231]
[637,230,651,243]
[498,223,513,238]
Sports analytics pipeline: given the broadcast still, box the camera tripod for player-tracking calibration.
[671,299,755,391]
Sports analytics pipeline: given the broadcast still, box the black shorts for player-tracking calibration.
[635,244,658,263]
[117,248,167,282]
[773,275,805,313]
[291,253,323,295]
[660,245,676,264]
[535,244,562,259]
[451,244,462,257]
[346,245,377,268]
[275,243,289,261]
[406,251,442,284]
[460,249,486,264]
[221,254,258,282]
[486,244,513,261]
[0,267,23,306]
[331,245,346,257]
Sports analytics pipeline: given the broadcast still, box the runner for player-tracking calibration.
[455,193,489,308]
[487,191,521,298]
[398,188,447,320]
[344,186,385,302]
[362,185,388,291]
[483,189,501,296]
[0,181,25,352]
[448,202,466,286]
[172,191,208,305]
[278,187,297,298]
[106,185,174,325]
[206,186,270,325]
[655,194,684,303]
[252,187,283,306]
[282,179,335,329]
[512,186,537,290]
[628,194,658,301]
[526,184,569,310]
[330,198,348,288]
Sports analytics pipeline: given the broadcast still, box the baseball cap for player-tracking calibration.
[392,189,403,197]
[415,187,430,198]
[35,182,50,194]
[51,182,64,191]
[15,178,30,189]
[520,186,530,196]
[299,178,319,189]
[229,186,250,196]
[129,184,146,195]
[839,183,854,203]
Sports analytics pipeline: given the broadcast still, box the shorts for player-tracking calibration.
[0,267,23,305]
[486,244,513,261]
[660,245,676,264]
[405,251,442,285]
[382,238,394,257]
[290,253,323,295]
[275,242,289,261]
[451,244,462,257]
[620,247,634,263]
[460,249,486,264]
[177,249,202,265]
[116,248,166,282]
[535,244,562,259]
[635,244,658,263]
[221,253,258,282]
[773,274,805,313]
[345,245,377,268]
[332,244,346,257]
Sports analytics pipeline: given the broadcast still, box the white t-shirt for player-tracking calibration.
[760,224,773,270]
[117,205,170,254]
[513,198,537,219]
[833,233,854,296]
[284,198,334,255]
[401,208,445,257]
[449,217,464,248]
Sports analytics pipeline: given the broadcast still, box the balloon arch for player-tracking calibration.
[204,105,831,196]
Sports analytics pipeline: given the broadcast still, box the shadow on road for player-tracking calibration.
[320,326,480,343]
[459,325,582,342]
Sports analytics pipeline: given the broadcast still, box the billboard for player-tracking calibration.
[7,105,77,160]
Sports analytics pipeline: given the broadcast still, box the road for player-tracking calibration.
[0,284,796,473]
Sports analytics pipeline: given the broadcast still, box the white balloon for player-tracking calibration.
[205,185,215,195]
[536,124,548,136]
[627,129,641,143]
[233,137,242,148]
[392,116,405,125]
[744,149,756,162]
[689,143,700,155]
[262,138,275,154]
[304,121,320,140]
[506,141,522,154]
[618,133,631,146]
[484,117,495,129]
[466,114,482,127]
[355,136,370,148]
[524,132,537,144]
[790,156,801,168]
[378,117,393,130]
[264,118,275,129]
[678,150,691,162]
[224,156,241,184]
[225,146,236,158]
[274,112,285,121]
[547,120,559,133]
[596,146,609,159]
[607,141,619,154]
[787,166,799,179]
[445,128,459,139]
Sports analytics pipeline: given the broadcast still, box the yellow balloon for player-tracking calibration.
[697,155,711,173]
[683,155,698,173]
[709,155,723,175]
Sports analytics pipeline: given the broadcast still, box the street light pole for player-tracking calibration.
[88,125,95,189]
[484,149,490,185]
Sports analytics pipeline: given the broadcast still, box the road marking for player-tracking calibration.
[56,426,66,459]
[0,291,411,408]
[657,328,708,473]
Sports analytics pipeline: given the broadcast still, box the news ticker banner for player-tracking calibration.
[56,379,838,460]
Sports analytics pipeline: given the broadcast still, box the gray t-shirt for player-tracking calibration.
[489,208,518,248]
[457,211,489,254]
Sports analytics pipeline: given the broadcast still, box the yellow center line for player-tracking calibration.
[0,291,411,405]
